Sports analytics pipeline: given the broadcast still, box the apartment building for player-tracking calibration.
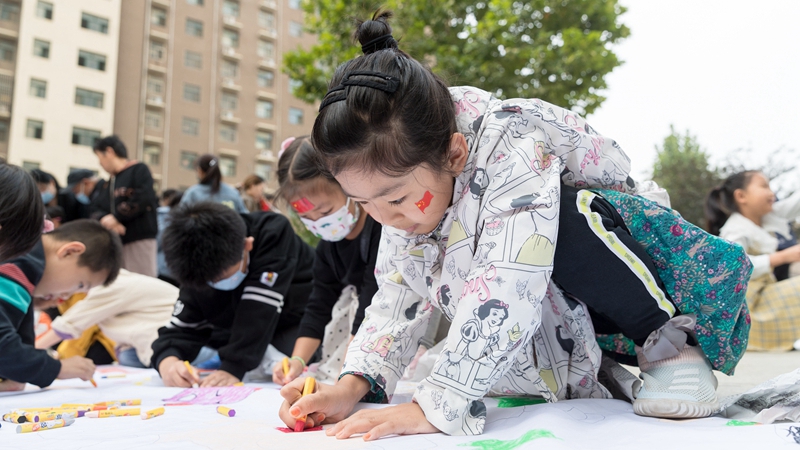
[115,0,316,192]
[2,0,121,184]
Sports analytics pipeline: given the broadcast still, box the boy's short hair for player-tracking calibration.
[92,135,128,159]
[0,164,44,261]
[163,202,246,288]
[48,219,123,286]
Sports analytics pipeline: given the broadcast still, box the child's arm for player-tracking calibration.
[35,328,62,349]
[150,288,213,377]
[772,190,800,222]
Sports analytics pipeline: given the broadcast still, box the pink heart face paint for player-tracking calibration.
[291,198,315,214]
[415,191,434,213]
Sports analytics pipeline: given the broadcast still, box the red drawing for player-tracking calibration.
[291,198,315,213]
[276,426,324,433]
[415,191,434,213]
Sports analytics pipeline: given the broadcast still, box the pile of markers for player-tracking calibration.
[2,399,166,434]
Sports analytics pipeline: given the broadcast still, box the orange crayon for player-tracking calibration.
[183,361,200,388]
[141,407,165,420]
[294,377,316,432]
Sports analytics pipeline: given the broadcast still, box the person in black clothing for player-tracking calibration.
[91,136,159,277]
[151,202,315,387]
[59,168,99,223]
[271,136,382,385]
[30,168,60,208]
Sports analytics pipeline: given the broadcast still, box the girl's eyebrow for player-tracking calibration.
[342,181,405,200]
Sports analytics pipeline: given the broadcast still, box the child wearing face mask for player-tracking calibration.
[706,171,800,350]
[271,137,384,384]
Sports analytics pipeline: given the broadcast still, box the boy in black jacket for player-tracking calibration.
[151,202,314,387]
[92,135,159,277]
[0,220,122,390]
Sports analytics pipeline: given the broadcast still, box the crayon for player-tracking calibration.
[101,374,126,379]
[282,357,290,377]
[3,413,28,423]
[85,408,141,418]
[16,418,75,433]
[90,378,98,388]
[233,382,244,386]
[183,361,200,388]
[294,377,316,432]
[216,406,235,417]
[141,407,165,420]
[94,399,141,406]
[33,411,76,422]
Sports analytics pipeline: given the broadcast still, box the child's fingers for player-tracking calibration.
[279,377,307,403]
[364,423,395,441]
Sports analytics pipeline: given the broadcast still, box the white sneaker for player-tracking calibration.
[633,344,719,418]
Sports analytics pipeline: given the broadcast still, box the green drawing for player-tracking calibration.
[725,420,759,427]
[496,397,547,408]
[459,429,559,450]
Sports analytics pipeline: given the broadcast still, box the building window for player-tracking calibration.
[258,69,275,87]
[29,78,47,98]
[255,131,273,150]
[151,7,167,27]
[219,155,236,177]
[221,60,238,78]
[150,40,166,62]
[258,10,275,32]
[288,107,304,125]
[221,92,237,110]
[75,88,104,108]
[186,18,203,37]
[33,39,50,58]
[144,145,161,166]
[147,76,164,96]
[22,161,40,171]
[181,117,199,136]
[180,151,197,169]
[0,120,7,142]
[81,12,109,34]
[255,162,272,182]
[289,21,303,37]
[26,119,44,139]
[223,0,239,18]
[187,0,204,5]
[183,83,201,103]
[0,39,14,61]
[256,100,273,119]
[222,29,239,48]
[35,1,53,20]
[0,1,20,22]
[184,50,202,69]
[72,127,101,146]
[78,50,106,71]
[145,109,162,129]
[219,124,236,142]
[288,78,302,94]
[288,0,301,9]
[257,39,274,62]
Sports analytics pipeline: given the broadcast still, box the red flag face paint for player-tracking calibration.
[415,191,434,213]
[291,198,315,214]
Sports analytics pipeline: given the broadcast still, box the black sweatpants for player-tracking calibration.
[551,185,676,347]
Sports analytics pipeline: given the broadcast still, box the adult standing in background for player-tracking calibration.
[91,135,159,277]
[59,169,99,223]
[241,174,272,212]
[179,154,248,213]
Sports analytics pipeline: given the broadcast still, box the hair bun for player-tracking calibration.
[354,9,396,54]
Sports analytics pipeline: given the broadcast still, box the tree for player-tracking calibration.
[285,0,630,115]
[651,126,720,227]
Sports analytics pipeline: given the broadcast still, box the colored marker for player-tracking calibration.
[85,408,141,418]
[294,377,316,432]
[16,418,74,433]
[101,374,126,379]
[282,357,290,377]
[141,407,165,420]
[94,399,141,407]
[33,411,76,422]
[183,361,200,388]
[216,406,235,417]
[89,378,98,388]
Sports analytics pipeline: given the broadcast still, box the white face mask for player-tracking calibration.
[300,198,360,242]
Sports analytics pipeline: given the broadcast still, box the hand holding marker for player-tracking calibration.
[184,360,200,388]
[295,377,316,432]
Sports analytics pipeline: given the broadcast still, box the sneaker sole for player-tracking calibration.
[633,398,719,419]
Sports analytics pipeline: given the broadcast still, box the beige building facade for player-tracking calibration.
[115,0,316,192]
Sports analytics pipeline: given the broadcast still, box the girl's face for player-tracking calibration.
[735,172,775,218]
[246,182,265,199]
[486,308,506,327]
[289,182,348,222]
[334,134,469,236]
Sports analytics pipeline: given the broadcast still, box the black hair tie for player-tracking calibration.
[318,71,400,112]
[361,34,396,54]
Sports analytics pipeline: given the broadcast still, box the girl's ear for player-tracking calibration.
[445,133,469,176]
[733,188,748,205]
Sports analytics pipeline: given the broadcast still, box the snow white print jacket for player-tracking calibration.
[340,86,637,435]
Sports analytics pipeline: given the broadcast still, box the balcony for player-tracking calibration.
[257,150,277,162]
[260,0,277,11]
[146,96,165,108]
[258,29,277,40]
[222,15,242,29]
[221,78,241,91]
[221,46,241,60]
[220,110,240,124]
[256,122,276,131]
[258,58,275,69]
[152,0,170,7]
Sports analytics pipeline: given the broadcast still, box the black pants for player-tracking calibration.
[551,185,676,348]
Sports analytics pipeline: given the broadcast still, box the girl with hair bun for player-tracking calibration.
[179,154,248,213]
[706,171,800,351]
[280,9,752,438]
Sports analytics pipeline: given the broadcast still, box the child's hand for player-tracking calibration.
[279,375,368,430]
[158,356,196,387]
[272,358,303,385]
[326,402,439,441]
[199,369,239,387]
[0,379,25,392]
[57,356,96,381]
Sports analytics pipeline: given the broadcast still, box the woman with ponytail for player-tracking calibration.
[179,154,248,213]
[706,171,800,351]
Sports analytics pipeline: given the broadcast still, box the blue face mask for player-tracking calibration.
[41,191,54,204]
[76,193,91,205]
[208,256,248,291]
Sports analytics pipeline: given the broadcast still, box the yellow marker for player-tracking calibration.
[183,361,200,388]
[216,406,235,417]
[85,408,141,418]
[94,399,141,406]
[282,357,290,377]
[294,377,316,432]
[16,418,75,433]
[141,407,165,420]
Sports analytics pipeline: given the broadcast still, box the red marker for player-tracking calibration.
[415,191,433,213]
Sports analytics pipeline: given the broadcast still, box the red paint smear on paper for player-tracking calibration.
[415,191,433,213]
[291,198,315,214]
[276,426,323,433]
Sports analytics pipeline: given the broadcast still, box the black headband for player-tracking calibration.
[360,34,396,54]
[318,71,400,112]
